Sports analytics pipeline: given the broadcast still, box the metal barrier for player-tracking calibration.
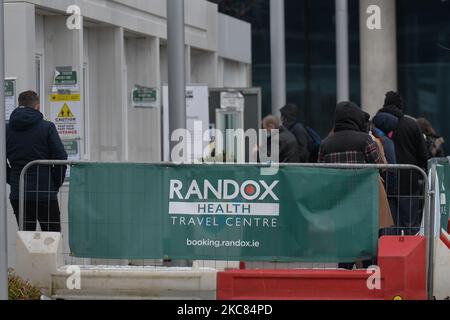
[17,161,434,299]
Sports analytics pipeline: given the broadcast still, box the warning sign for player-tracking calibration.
[50,94,81,138]
[58,104,75,118]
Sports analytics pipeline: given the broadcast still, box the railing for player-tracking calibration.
[17,161,434,299]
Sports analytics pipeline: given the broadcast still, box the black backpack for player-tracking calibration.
[291,123,322,162]
[305,127,322,162]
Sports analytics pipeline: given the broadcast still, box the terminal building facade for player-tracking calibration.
[4,0,252,267]
[216,0,450,148]
[4,0,252,163]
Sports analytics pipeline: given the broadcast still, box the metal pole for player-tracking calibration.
[427,165,437,300]
[336,0,349,102]
[270,0,286,116]
[0,0,8,300]
[167,0,186,159]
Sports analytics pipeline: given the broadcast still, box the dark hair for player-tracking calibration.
[417,118,436,137]
[18,90,40,108]
[384,91,403,110]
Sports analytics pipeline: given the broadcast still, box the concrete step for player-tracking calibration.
[51,266,217,300]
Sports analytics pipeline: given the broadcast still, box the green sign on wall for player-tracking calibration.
[55,71,77,86]
[63,140,79,157]
[4,79,15,97]
[5,78,16,121]
[69,164,379,262]
[132,86,158,108]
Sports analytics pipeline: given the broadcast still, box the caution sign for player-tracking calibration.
[58,103,75,118]
[50,94,81,138]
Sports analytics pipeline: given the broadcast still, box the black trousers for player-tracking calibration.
[11,199,61,232]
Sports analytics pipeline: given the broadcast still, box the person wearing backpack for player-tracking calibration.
[280,104,321,163]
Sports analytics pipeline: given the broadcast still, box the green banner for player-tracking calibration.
[430,158,450,231]
[69,164,379,262]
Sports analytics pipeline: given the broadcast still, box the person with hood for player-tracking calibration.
[280,104,310,163]
[318,101,382,165]
[378,92,428,169]
[318,102,384,270]
[372,112,398,167]
[260,115,300,163]
[7,90,68,232]
[417,118,446,158]
[377,91,429,235]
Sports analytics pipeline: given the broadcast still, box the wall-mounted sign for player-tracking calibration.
[220,91,244,110]
[53,67,78,92]
[132,85,159,108]
[62,139,81,178]
[63,140,79,158]
[50,94,82,139]
[5,78,17,121]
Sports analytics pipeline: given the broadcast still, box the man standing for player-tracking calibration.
[377,91,429,235]
[280,104,310,162]
[260,115,300,163]
[6,91,67,232]
[318,101,384,270]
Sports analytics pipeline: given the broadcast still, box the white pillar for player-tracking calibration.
[87,27,126,161]
[336,0,349,102]
[360,0,397,116]
[270,0,286,116]
[4,2,36,94]
[167,0,187,156]
[125,36,161,162]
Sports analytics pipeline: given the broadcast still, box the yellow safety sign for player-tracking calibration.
[50,94,80,102]
[57,103,75,118]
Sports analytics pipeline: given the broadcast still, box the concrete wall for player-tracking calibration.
[125,36,161,162]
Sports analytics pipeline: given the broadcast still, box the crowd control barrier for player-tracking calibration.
[428,158,450,300]
[17,161,435,299]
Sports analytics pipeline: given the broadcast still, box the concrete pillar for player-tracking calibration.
[360,0,397,116]
[336,0,349,102]
[87,27,126,161]
[270,0,286,116]
[5,2,36,94]
[167,0,187,156]
[125,36,161,162]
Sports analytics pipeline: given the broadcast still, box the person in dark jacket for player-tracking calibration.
[318,101,383,270]
[377,91,429,235]
[318,102,382,165]
[372,112,398,167]
[261,115,300,163]
[7,90,68,232]
[279,104,310,162]
[378,92,429,170]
